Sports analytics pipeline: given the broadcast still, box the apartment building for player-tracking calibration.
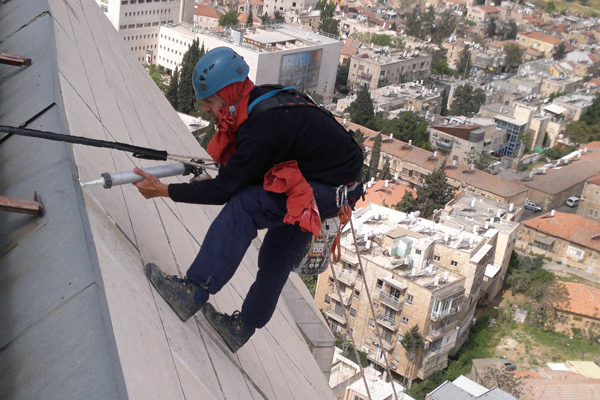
[96,0,194,64]
[430,123,485,163]
[552,94,595,121]
[577,173,600,222]
[540,76,581,97]
[516,212,600,277]
[157,23,341,100]
[347,50,432,91]
[466,6,501,23]
[438,194,521,301]
[336,82,442,115]
[517,31,563,59]
[315,203,513,380]
[263,0,319,14]
[193,4,223,30]
[343,120,528,207]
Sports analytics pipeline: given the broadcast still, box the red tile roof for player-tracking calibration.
[194,4,220,18]
[579,141,600,151]
[587,172,600,186]
[554,282,600,318]
[521,31,563,45]
[522,211,600,251]
[356,180,417,209]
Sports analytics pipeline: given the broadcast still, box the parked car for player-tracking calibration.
[503,360,517,371]
[524,200,542,212]
[566,196,580,207]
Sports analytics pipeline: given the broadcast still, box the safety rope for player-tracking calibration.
[329,186,401,400]
[0,125,218,171]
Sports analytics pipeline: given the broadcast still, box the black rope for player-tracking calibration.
[0,125,168,161]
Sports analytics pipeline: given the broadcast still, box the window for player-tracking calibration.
[381,328,393,342]
[328,276,334,284]
[376,279,383,288]
[120,25,127,29]
[406,294,414,305]
[415,249,421,255]
[397,334,404,343]
[434,255,440,261]
[325,295,331,304]
[450,260,458,266]
[384,306,396,320]
[350,308,357,317]
[128,24,135,29]
[354,290,360,298]
[401,315,409,324]
[369,318,375,328]
[594,190,599,199]
[357,268,363,278]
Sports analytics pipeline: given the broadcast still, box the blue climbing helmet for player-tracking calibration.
[192,47,250,99]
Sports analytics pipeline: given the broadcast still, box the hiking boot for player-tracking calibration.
[202,302,255,353]
[145,263,209,322]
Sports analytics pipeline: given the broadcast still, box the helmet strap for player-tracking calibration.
[213,79,247,117]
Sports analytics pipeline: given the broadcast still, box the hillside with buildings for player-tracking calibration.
[6,0,600,399]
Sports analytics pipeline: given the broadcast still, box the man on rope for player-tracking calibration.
[133,47,363,352]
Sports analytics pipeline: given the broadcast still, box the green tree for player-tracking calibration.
[373,111,430,148]
[456,45,471,77]
[416,162,451,218]
[504,21,518,40]
[336,63,350,88]
[431,50,453,76]
[394,190,417,213]
[261,12,271,23]
[219,11,239,27]
[450,83,486,117]
[378,158,393,180]
[347,85,374,127]
[440,88,449,116]
[147,64,167,91]
[178,39,202,114]
[404,13,421,38]
[366,133,382,182]
[553,42,566,60]
[246,7,254,27]
[400,324,424,384]
[273,10,285,23]
[486,18,496,38]
[318,0,339,36]
[433,11,457,44]
[504,43,522,68]
[464,150,496,171]
[165,67,179,110]
[420,6,436,39]
[545,1,556,12]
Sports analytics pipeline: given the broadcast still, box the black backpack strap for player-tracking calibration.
[247,85,336,121]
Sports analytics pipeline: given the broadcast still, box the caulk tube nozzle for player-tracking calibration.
[102,163,188,189]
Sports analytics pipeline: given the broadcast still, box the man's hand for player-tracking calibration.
[133,167,169,199]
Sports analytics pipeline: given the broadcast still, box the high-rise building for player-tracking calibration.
[95,0,194,64]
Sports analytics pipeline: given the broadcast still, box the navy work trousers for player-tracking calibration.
[186,182,345,329]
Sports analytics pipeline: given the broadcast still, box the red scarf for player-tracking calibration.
[206,77,255,165]
[264,161,322,237]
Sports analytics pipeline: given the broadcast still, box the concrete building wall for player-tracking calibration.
[577,180,600,222]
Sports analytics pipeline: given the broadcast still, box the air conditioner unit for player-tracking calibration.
[423,341,431,350]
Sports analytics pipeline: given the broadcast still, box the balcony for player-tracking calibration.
[423,341,455,362]
[378,291,404,311]
[325,304,346,324]
[357,71,372,79]
[436,140,453,150]
[334,266,357,287]
[371,332,396,351]
[430,306,460,321]
[426,320,458,341]
[329,286,352,306]
[376,312,399,331]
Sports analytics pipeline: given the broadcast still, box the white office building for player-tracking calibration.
[95,0,194,64]
[157,23,342,101]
